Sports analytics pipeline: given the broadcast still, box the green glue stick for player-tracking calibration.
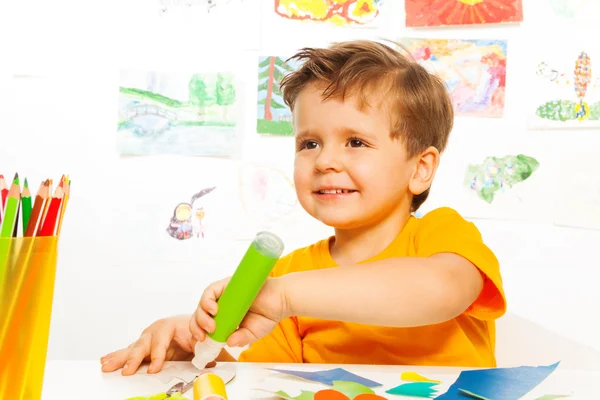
[192,231,284,369]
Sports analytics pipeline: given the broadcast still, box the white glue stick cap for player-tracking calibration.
[192,336,225,370]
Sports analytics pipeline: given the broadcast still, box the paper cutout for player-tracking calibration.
[264,389,316,400]
[435,362,560,400]
[329,381,375,398]
[534,396,570,400]
[146,362,236,385]
[269,367,382,387]
[385,382,438,398]
[458,389,492,399]
[315,390,351,400]
[401,371,441,383]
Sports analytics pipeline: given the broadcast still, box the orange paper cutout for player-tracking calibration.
[315,389,351,400]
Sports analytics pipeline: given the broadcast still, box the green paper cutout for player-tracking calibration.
[125,393,188,400]
[534,396,570,400]
[386,382,438,398]
[268,389,317,400]
[331,380,375,398]
[459,388,492,399]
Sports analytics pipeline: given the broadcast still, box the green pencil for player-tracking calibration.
[0,173,21,238]
[21,178,32,235]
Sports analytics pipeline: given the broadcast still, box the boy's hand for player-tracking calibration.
[190,276,289,348]
[100,315,201,375]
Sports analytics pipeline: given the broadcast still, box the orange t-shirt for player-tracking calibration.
[238,207,506,367]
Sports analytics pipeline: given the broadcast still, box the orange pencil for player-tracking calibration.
[56,175,70,236]
[38,183,63,237]
[24,180,50,237]
[36,179,53,236]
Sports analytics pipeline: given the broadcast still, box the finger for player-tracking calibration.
[122,334,151,376]
[189,312,207,343]
[147,324,175,374]
[193,307,216,336]
[227,327,257,348]
[101,349,129,372]
[199,278,230,316]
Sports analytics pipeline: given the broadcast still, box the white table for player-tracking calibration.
[42,360,600,399]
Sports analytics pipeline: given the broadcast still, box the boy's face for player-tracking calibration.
[292,84,432,230]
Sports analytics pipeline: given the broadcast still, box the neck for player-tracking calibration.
[330,207,412,265]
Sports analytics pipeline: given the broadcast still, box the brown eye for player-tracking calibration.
[305,141,319,149]
[348,138,365,147]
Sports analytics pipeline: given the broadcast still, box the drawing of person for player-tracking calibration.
[166,203,193,240]
[193,206,206,238]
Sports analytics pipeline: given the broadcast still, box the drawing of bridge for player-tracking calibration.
[124,104,178,121]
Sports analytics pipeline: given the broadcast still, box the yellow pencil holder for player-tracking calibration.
[0,236,60,400]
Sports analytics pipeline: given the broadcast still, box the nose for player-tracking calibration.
[314,145,343,173]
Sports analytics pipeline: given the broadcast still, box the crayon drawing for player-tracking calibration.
[400,38,507,118]
[465,155,539,204]
[546,0,600,20]
[238,164,297,227]
[118,70,238,156]
[257,56,302,135]
[166,187,216,240]
[274,0,383,27]
[530,48,599,129]
[405,0,523,27]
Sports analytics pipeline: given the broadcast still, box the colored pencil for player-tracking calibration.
[0,174,8,212]
[0,174,21,238]
[36,179,52,236]
[56,176,70,236]
[21,178,32,235]
[38,183,64,237]
[24,180,49,238]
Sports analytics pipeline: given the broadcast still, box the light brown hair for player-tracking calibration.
[280,39,454,212]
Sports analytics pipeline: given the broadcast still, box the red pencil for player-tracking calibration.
[38,183,64,237]
[24,180,50,237]
[0,174,8,213]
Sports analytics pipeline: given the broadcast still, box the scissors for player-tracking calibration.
[124,377,196,400]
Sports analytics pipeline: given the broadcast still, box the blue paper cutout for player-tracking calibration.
[269,367,382,388]
[386,382,439,398]
[435,362,560,400]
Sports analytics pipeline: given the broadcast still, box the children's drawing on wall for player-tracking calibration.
[118,70,238,156]
[166,187,216,240]
[400,38,507,118]
[546,0,600,20]
[155,0,260,49]
[257,56,302,135]
[465,155,540,204]
[405,0,523,27]
[553,155,600,230]
[274,0,383,27]
[238,164,297,228]
[530,50,599,128]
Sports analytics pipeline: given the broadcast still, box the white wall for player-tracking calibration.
[1,0,599,366]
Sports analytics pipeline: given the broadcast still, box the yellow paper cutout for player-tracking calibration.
[401,372,441,384]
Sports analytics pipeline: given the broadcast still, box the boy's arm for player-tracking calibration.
[217,348,236,362]
[281,208,506,327]
[282,253,482,327]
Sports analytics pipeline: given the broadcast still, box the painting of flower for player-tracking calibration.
[405,0,523,27]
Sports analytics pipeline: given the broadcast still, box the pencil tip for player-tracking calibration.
[24,177,28,188]
[13,172,19,184]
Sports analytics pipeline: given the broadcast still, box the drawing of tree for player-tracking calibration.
[215,72,236,120]
[189,74,210,115]
[257,56,296,121]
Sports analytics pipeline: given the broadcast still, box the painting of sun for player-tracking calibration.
[405,0,523,27]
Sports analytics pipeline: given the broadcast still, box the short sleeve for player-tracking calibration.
[237,317,303,363]
[415,207,506,321]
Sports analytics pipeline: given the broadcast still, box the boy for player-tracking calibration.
[101,40,506,376]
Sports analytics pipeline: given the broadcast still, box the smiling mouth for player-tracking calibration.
[315,189,357,194]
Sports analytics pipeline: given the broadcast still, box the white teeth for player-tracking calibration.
[319,189,353,194]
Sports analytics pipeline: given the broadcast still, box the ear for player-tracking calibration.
[408,146,440,196]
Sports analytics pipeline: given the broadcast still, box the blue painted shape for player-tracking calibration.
[268,367,382,388]
[435,362,560,400]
